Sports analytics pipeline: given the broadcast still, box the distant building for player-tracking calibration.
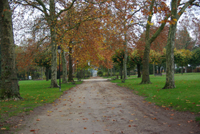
[93,70,97,77]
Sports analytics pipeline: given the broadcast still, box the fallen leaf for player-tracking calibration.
[30,129,35,132]
[1,128,6,130]
[128,125,131,127]
[152,118,157,120]
[84,127,87,129]
[36,119,40,121]
[129,120,133,122]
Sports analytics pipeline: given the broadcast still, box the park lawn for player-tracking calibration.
[0,80,82,123]
[111,73,200,121]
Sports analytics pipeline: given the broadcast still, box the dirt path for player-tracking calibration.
[14,78,199,134]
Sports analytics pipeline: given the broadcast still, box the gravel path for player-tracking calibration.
[14,78,200,134]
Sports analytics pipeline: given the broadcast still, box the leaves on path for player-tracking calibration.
[36,119,40,121]
[1,128,6,130]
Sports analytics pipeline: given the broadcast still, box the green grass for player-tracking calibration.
[111,73,200,115]
[0,80,82,124]
[103,75,137,79]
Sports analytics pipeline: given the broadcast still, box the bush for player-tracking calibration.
[97,70,103,76]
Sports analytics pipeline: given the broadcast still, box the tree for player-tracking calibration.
[112,49,125,79]
[141,0,170,84]
[189,48,200,70]
[174,49,192,74]
[16,0,76,87]
[130,49,143,78]
[149,49,166,75]
[0,0,22,99]
[112,0,143,82]
[175,26,194,50]
[163,0,199,89]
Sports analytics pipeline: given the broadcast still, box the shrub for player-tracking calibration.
[97,70,103,76]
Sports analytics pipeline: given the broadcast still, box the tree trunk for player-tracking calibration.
[45,67,50,81]
[163,0,177,89]
[123,31,128,82]
[62,50,67,83]
[141,41,151,83]
[185,66,187,73]
[110,68,112,77]
[0,4,2,85]
[120,66,123,79]
[137,64,141,78]
[153,63,155,75]
[49,0,58,87]
[68,46,74,82]
[181,66,183,74]
[0,0,22,99]
[83,69,85,79]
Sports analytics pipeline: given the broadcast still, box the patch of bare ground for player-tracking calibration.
[1,78,199,134]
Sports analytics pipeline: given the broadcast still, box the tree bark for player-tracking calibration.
[153,63,155,75]
[45,67,50,81]
[123,31,127,82]
[62,50,67,83]
[137,64,141,78]
[49,0,58,87]
[0,0,22,99]
[141,41,151,83]
[68,46,74,82]
[163,0,177,89]
[120,66,123,79]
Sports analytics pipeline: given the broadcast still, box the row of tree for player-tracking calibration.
[112,48,200,78]
[1,0,200,99]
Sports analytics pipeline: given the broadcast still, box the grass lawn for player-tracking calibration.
[103,75,137,79]
[110,73,200,122]
[0,80,82,124]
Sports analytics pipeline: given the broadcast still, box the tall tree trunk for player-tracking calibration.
[68,46,73,82]
[181,66,183,74]
[83,69,85,79]
[110,68,112,77]
[163,0,177,89]
[113,67,115,76]
[62,50,67,83]
[120,66,123,79]
[137,64,141,78]
[0,0,22,99]
[45,67,50,81]
[123,31,127,82]
[153,63,155,75]
[0,4,2,85]
[49,0,58,87]
[141,42,151,83]
[185,66,187,73]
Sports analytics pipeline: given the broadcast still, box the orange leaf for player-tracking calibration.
[1,128,6,130]
[84,127,87,129]
[30,130,35,132]
[36,119,40,121]
[128,125,131,127]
